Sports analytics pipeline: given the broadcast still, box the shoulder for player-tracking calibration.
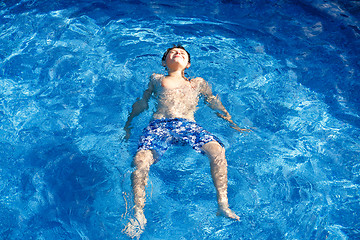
[191,77,205,82]
[149,73,164,93]
[149,73,164,86]
[191,77,207,86]
[191,77,213,96]
[191,77,211,89]
[150,73,164,81]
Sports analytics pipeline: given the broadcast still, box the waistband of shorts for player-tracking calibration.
[149,118,196,125]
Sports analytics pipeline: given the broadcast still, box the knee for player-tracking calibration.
[133,150,154,169]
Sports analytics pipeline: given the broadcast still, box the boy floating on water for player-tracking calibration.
[123,45,249,238]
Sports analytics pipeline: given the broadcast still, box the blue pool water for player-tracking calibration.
[1,0,360,239]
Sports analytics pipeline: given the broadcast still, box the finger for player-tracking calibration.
[231,125,252,133]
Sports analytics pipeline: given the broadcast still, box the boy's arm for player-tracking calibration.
[199,78,251,133]
[124,75,155,140]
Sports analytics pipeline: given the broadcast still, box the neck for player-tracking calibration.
[167,69,187,80]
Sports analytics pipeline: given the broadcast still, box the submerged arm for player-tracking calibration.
[199,78,250,133]
[124,75,155,139]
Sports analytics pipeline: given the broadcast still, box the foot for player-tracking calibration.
[217,206,240,221]
[123,211,147,239]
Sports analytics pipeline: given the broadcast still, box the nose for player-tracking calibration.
[173,52,182,58]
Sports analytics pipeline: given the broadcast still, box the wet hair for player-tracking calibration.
[162,45,191,64]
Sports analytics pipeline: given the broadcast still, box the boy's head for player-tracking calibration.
[162,45,191,68]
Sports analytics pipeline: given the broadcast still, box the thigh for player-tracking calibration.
[201,141,226,159]
[138,122,172,158]
[181,122,224,154]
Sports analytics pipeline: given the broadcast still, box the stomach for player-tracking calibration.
[152,93,199,120]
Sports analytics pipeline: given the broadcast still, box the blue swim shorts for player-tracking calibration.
[138,118,224,159]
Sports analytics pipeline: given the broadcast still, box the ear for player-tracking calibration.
[186,62,191,69]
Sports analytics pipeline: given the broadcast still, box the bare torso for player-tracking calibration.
[151,74,204,121]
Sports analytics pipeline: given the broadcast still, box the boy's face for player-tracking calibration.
[164,48,191,70]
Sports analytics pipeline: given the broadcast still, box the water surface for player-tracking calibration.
[0,0,359,239]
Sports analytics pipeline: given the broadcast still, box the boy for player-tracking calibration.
[123,45,249,238]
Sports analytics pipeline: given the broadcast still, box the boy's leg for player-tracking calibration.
[132,149,155,219]
[124,149,155,237]
[201,141,240,220]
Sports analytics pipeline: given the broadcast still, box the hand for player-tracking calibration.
[230,124,252,133]
[216,112,252,133]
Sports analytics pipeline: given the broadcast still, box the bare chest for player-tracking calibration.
[160,77,193,90]
[157,78,198,102]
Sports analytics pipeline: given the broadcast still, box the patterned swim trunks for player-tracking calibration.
[138,118,224,159]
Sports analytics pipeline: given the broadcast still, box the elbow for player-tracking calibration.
[141,99,149,110]
[133,99,148,111]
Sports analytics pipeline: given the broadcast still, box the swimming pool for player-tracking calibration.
[1,0,359,239]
